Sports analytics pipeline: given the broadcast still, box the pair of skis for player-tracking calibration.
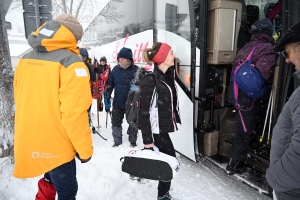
[260,86,274,145]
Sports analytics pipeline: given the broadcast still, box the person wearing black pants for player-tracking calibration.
[225,18,278,175]
[140,42,181,200]
[153,134,176,197]
[227,82,266,164]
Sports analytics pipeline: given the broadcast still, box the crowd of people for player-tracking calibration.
[11,1,300,198]
[13,13,180,200]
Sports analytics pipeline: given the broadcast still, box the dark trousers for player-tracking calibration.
[111,107,138,144]
[153,133,176,197]
[228,82,266,161]
[275,189,300,200]
[48,159,77,200]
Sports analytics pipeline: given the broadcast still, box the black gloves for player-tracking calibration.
[76,152,91,163]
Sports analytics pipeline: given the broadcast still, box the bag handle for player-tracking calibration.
[120,157,124,163]
[142,147,154,151]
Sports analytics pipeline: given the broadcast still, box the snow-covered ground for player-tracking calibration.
[0,100,271,200]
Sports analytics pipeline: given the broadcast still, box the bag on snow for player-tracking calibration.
[120,147,180,182]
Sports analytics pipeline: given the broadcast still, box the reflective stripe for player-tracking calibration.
[22,49,82,69]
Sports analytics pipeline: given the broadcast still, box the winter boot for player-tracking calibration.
[130,141,137,148]
[225,158,244,175]
[157,191,172,200]
[127,126,138,144]
[35,173,56,200]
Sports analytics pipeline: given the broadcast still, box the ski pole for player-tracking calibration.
[92,127,107,141]
[97,98,100,128]
[260,87,273,142]
[267,91,274,145]
[106,111,108,128]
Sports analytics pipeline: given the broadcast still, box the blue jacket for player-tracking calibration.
[106,64,138,109]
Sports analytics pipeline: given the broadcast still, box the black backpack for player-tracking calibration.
[125,69,157,130]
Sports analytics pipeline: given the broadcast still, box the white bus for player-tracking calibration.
[82,0,299,196]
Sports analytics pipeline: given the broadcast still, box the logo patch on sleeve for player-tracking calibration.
[39,28,54,37]
[75,68,88,77]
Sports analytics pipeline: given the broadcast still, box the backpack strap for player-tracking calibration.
[233,43,263,132]
[245,43,263,61]
[147,73,158,108]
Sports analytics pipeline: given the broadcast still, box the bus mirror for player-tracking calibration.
[175,57,181,77]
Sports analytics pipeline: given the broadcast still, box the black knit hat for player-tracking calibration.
[100,56,107,63]
[251,18,273,38]
[274,21,300,52]
[117,47,133,62]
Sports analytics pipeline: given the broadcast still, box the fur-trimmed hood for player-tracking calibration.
[132,67,153,85]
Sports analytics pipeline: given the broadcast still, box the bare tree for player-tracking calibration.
[9,0,125,24]
[0,1,14,159]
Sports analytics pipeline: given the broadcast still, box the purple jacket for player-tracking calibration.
[231,34,278,85]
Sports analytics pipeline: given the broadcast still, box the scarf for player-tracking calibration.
[119,60,131,69]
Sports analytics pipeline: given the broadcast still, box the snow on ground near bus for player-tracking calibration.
[0,100,270,200]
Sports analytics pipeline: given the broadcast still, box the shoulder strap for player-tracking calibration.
[146,73,158,108]
[245,43,264,61]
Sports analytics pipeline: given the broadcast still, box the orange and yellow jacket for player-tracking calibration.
[13,20,93,178]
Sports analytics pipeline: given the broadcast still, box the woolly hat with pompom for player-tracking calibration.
[54,14,83,42]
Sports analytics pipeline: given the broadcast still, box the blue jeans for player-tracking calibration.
[48,159,77,200]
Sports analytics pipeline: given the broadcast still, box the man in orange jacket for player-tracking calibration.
[13,14,93,200]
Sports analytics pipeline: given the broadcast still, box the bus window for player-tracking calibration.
[154,0,192,92]
[82,0,154,61]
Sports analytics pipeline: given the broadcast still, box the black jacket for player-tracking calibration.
[84,61,96,82]
[139,66,181,144]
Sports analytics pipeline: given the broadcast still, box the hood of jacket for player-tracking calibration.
[28,20,80,55]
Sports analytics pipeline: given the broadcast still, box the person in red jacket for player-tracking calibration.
[93,56,111,111]
[266,0,282,22]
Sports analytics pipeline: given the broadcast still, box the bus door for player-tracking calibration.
[153,0,196,161]
[196,0,243,158]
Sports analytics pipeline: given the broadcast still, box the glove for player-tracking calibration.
[104,97,111,113]
[75,152,91,163]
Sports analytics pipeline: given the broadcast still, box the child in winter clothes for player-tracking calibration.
[140,42,181,200]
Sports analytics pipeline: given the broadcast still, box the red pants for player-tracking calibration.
[35,178,56,200]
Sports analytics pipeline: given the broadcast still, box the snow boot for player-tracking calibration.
[225,158,244,175]
[130,141,137,148]
[35,173,56,200]
[127,126,138,144]
[112,143,120,147]
[157,191,172,200]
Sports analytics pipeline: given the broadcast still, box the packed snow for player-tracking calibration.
[0,99,270,200]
